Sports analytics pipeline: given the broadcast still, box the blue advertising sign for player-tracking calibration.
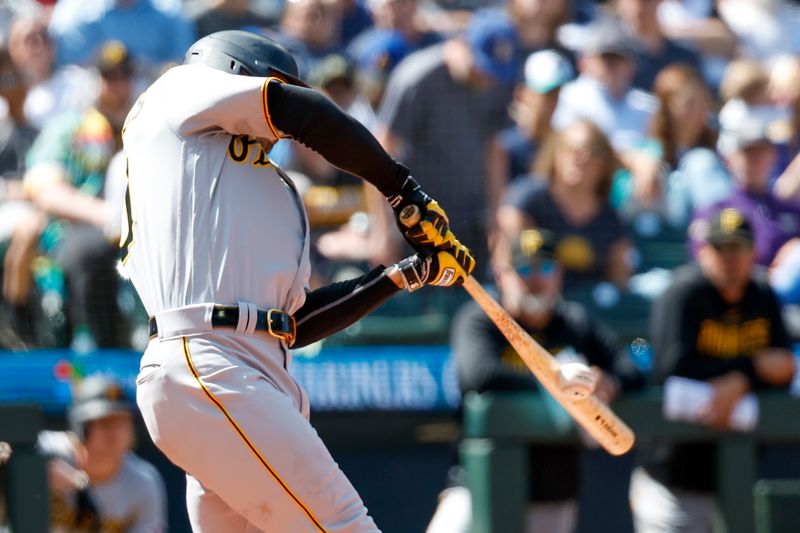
[0,345,458,412]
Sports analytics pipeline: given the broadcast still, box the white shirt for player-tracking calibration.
[552,75,657,153]
[120,64,310,316]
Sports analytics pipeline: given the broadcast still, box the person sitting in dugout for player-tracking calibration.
[632,206,796,533]
[428,227,643,533]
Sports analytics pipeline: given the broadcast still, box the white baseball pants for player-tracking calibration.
[136,321,379,532]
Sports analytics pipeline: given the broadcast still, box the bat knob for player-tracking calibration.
[399,204,421,228]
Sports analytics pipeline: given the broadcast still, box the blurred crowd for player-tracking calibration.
[2,0,800,354]
[2,0,800,529]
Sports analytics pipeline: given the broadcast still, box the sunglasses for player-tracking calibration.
[515,258,558,278]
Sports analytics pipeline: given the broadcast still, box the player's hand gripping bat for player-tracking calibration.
[399,205,635,456]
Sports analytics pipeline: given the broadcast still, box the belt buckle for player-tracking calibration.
[267,309,296,347]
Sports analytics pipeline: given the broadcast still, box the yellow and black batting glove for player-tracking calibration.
[387,176,457,253]
[394,242,476,291]
[426,240,476,286]
[402,200,458,250]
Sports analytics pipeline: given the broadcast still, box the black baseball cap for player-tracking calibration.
[707,207,754,246]
[512,228,556,267]
[95,40,134,77]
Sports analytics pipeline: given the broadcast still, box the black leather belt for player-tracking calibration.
[148,305,296,345]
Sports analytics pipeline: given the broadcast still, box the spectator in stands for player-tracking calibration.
[348,0,440,61]
[374,11,519,269]
[7,15,96,130]
[553,21,656,155]
[552,21,661,204]
[18,41,136,349]
[351,29,413,110]
[655,0,738,88]
[276,0,344,78]
[487,49,574,205]
[427,227,642,533]
[498,120,633,290]
[718,58,796,177]
[0,45,37,182]
[633,206,795,532]
[717,0,800,64]
[613,0,701,91]
[50,0,194,72]
[719,58,772,106]
[191,0,277,38]
[0,45,44,348]
[331,0,374,48]
[38,375,166,531]
[487,49,573,228]
[506,0,572,58]
[690,103,800,270]
[640,64,729,227]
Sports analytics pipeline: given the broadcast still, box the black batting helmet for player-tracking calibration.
[184,30,307,86]
[68,375,132,439]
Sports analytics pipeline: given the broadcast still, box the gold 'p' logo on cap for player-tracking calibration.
[519,229,544,257]
[105,385,122,401]
[720,208,744,234]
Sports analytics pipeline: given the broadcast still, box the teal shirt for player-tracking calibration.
[26,108,115,253]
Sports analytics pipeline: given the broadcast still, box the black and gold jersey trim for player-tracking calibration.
[261,78,284,140]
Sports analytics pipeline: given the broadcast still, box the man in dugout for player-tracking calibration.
[632,206,796,532]
[427,227,643,533]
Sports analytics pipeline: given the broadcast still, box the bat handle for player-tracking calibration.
[398,204,421,228]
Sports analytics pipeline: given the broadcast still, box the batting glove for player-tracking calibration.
[392,243,476,292]
[386,177,458,253]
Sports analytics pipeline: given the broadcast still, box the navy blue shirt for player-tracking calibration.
[632,39,701,91]
[504,179,627,284]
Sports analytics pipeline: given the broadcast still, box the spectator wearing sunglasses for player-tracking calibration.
[427,227,642,533]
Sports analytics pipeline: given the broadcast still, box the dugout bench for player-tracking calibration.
[462,390,800,533]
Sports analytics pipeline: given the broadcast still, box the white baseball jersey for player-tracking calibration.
[120,64,311,317]
[129,62,380,532]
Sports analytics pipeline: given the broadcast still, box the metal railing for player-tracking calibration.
[461,390,800,533]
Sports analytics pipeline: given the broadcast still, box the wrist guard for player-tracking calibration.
[394,255,428,292]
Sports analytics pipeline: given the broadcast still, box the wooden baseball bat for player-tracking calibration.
[399,205,635,455]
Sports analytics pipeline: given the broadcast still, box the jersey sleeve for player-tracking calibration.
[163,65,281,141]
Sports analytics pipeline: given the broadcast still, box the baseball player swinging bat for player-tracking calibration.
[400,205,635,456]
